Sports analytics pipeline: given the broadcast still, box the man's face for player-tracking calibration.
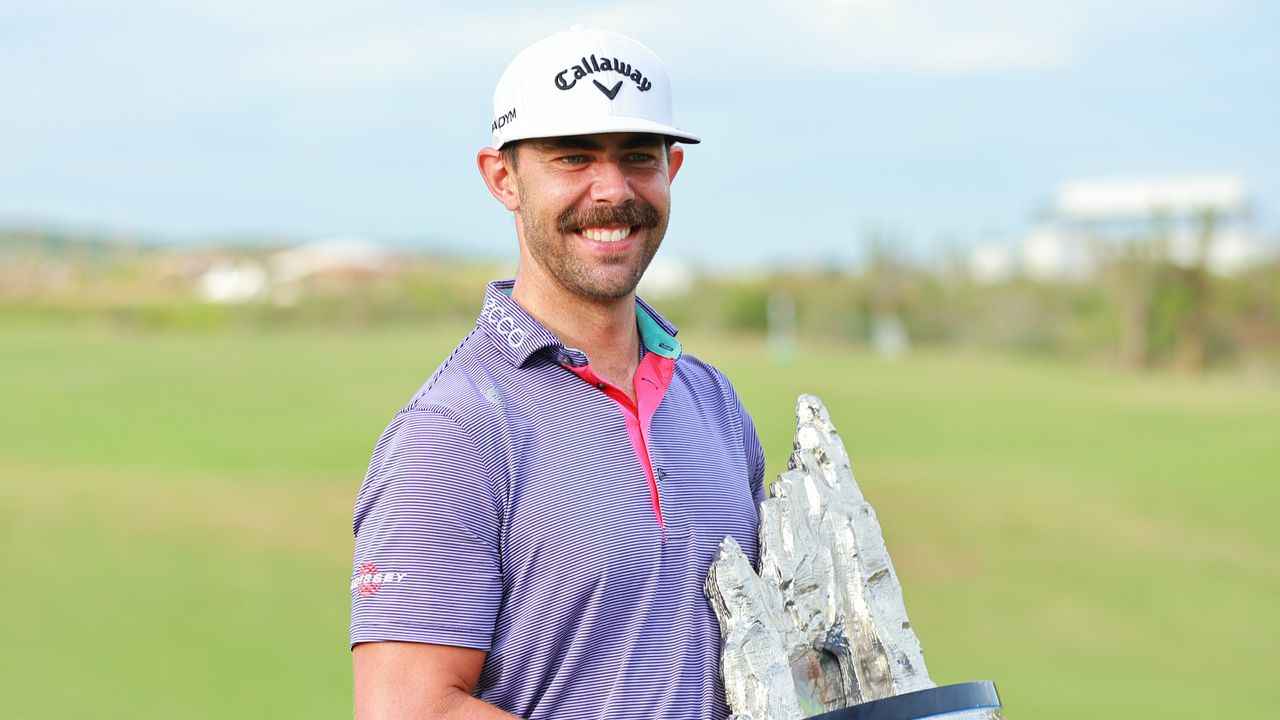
[509,132,680,301]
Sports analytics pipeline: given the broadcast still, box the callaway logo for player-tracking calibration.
[554,54,652,98]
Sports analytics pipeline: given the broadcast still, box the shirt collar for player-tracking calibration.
[476,279,682,368]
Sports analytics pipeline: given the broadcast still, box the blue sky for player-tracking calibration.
[3,0,1277,267]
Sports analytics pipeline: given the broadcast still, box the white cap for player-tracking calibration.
[489,25,700,149]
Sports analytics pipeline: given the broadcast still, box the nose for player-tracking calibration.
[589,158,636,205]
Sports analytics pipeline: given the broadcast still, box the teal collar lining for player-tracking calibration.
[636,304,681,359]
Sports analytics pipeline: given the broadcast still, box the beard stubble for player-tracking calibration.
[517,178,668,300]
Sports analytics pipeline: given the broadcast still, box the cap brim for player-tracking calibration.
[493,115,700,149]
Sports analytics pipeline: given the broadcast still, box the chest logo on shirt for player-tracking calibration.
[351,562,408,597]
[481,298,528,349]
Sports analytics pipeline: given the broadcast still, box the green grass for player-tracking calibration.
[1,324,1276,718]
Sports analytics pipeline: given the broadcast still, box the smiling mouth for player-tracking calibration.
[557,200,659,241]
[577,225,634,243]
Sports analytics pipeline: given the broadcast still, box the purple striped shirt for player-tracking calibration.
[350,280,765,719]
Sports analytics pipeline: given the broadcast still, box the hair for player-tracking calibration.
[500,141,522,172]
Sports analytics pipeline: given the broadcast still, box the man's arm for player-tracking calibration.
[351,409,509,717]
[353,642,519,720]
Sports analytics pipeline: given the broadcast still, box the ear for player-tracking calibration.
[477,147,521,211]
[666,143,685,183]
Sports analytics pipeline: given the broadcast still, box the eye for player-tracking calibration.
[625,152,659,164]
[558,154,589,165]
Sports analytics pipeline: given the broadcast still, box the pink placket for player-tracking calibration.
[563,351,675,528]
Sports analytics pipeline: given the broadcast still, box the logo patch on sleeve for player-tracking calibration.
[351,562,408,597]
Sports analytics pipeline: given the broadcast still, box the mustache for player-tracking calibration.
[555,201,661,234]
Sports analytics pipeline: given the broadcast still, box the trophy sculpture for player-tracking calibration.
[706,395,1004,719]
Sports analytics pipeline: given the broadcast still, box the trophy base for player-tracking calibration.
[811,681,1002,720]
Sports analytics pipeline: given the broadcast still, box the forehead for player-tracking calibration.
[522,132,667,153]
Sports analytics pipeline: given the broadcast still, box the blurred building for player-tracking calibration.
[268,236,391,305]
[186,236,396,305]
[637,255,694,299]
[971,174,1273,283]
[195,259,268,303]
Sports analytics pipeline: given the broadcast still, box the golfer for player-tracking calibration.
[350,26,765,719]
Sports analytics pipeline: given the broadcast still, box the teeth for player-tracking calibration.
[582,226,632,242]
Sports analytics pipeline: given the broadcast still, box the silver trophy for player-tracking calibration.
[706,395,1004,719]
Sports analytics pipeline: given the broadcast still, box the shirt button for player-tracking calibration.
[595,382,606,390]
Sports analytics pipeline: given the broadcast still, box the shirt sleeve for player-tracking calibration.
[739,402,768,506]
[349,409,503,651]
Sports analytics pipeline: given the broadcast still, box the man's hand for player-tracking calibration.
[353,642,520,719]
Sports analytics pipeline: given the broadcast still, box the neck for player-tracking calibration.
[511,265,641,396]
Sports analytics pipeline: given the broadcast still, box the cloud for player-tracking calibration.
[763,0,1232,74]
[257,5,707,91]
[264,27,445,89]
[745,0,1074,74]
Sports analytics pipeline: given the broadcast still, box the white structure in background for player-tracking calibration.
[766,288,797,361]
[871,314,909,360]
[1019,222,1096,282]
[268,236,391,304]
[195,259,268,303]
[967,241,1017,284]
[636,255,694,298]
[1054,175,1266,273]
[971,174,1271,283]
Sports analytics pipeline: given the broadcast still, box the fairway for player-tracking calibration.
[2,324,1276,719]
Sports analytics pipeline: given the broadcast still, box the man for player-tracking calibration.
[350,26,765,719]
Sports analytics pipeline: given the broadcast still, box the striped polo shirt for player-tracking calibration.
[350,279,765,720]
